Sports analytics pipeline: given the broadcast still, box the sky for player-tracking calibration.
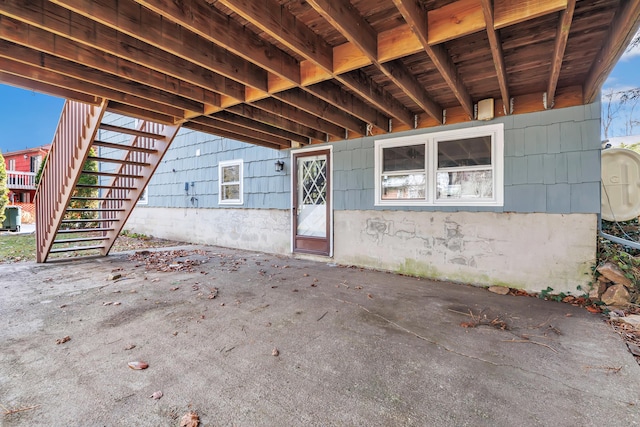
[0,32,639,154]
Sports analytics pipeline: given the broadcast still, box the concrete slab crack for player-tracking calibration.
[336,298,638,404]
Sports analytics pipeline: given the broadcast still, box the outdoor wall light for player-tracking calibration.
[275,160,285,172]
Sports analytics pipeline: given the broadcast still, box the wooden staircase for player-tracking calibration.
[35,99,181,262]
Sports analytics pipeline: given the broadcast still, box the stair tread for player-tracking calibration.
[66,208,125,212]
[57,228,114,233]
[49,245,105,254]
[54,236,109,244]
[61,218,121,223]
[70,197,131,201]
[75,184,137,190]
[92,140,158,154]
[99,123,165,140]
[87,155,151,167]
[81,170,143,179]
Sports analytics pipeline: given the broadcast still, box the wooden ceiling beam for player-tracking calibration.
[138,0,372,137]
[0,0,244,101]
[494,0,568,30]
[225,104,326,142]
[251,97,345,139]
[210,111,310,145]
[189,116,292,148]
[428,0,486,45]
[106,101,177,125]
[583,0,640,104]
[0,71,98,105]
[50,0,267,92]
[0,57,185,118]
[183,121,284,150]
[305,81,389,132]
[218,0,407,129]
[382,60,444,124]
[546,0,575,109]
[306,0,430,125]
[216,0,332,72]
[480,0,510,114]
[135,0,300,85]
[274,89,367,136]
[0,15,220,110]
[393,0,474,119]
[0,39,204,114]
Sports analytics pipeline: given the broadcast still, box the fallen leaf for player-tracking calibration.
[103,302,113,306]
[149,391,163,400]
[170,287,180,291]
[56,336,71,345]
[124,344,136,351]
[272,347,280,357]
[127,361,149,370]
[180,411,199,427]
[460,322,476,328]
[628,343,640,357]
[367,294,373,299]
[586,305,602,313]
[113,302,121,306]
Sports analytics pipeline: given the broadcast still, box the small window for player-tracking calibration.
[381,144,426,201]
[436,136,493,201]
[8,159,15,170]
[137,187,148,205]
[219,159,243,205]
[375,124,503,206]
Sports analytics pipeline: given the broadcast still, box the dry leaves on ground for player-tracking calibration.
[128,249,210,273]
[56,336,71,345]
[180,411,199,427]
[127,361,149,370]
[149,391,163,400]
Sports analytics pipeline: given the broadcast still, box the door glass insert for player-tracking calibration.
[297,154,327,237]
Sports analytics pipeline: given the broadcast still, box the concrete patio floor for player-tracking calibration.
[1,245,639,426]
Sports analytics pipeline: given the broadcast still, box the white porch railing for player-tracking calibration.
[6,170,36,190]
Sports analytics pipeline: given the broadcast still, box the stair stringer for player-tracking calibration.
[99,121,182,256]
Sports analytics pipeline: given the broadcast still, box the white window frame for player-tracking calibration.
[374,123,504,207]
[8,159,15,170]
[137,187,148,205]
[218,159,244,205]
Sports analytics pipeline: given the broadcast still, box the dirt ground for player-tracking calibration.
[1,245,640,426]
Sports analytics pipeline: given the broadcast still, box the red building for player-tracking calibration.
[3,145,49,222]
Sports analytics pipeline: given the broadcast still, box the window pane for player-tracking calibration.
[381,174,426,200]
[436,170,493,200]
[383,145,425,171]
[221,184,240,200]
[438,136,491,168]
[222,165,240,183]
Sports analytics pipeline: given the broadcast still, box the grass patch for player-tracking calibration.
[0,233,36,262]
[0,231,184,263]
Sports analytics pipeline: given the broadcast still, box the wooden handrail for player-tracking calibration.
[34,99,108,263]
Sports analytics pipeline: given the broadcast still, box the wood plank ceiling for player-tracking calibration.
[0,0,638,150]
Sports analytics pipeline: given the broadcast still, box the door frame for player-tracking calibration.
[290,146,333,257]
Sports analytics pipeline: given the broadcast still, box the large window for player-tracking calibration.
[375,124,503,206]
[218,159,243,205]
